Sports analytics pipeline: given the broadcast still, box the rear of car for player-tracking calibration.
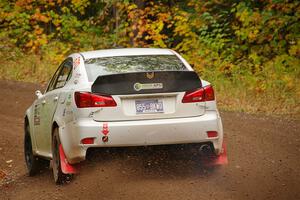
[60,50,223,164]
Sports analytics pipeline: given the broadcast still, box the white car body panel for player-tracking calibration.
[80,48,173,59]
[91,92,206,122]
[60,111,223,164]
[25,48,224,164]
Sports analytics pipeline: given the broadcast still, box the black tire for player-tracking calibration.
[24,123,50,176]
[52,127,72,184]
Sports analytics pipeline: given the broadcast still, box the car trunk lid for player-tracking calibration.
[90,71,205,121]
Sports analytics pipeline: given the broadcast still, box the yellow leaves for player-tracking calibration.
[25,40,33,48]
[15,0,33,8]
[283,75,295,90]
[116,2,125,9]
[158,13,170,22]
[138,19,143,26]
[25,36,48,52]
[252,12,261,23]
[255,83,266,94]
[71,0,90,15]
[127,4,137,11]
[52,18,61,27]
[187,1,195,7]
[174,14,187,22]
[61,7,69,13]
[288,40,300,56]
[32,12,49,23]
[248,29,259,41]
[173,22,190,36]
[34,27,43,35]
[167,24,173,28]
[155,21,164,32]
[127,11,135,19]
[144,7,151,13]
[153,40,167,48]
[131,24,137,30]
[129,32,134,38]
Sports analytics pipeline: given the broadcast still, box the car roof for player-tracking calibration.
[79,48,174,60]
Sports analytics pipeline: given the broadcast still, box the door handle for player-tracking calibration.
[53,96,59,102]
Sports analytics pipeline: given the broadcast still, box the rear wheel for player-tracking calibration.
[24,123,49,176]
[52,127,72,184]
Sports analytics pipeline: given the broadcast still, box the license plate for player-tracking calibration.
[135,99,164,114]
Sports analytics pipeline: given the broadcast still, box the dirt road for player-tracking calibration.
[0,80,299,200]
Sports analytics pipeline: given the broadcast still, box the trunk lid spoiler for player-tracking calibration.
[91,71,201,95]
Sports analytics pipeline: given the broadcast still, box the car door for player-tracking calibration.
[33,63,61,156]
[35,58,73,156]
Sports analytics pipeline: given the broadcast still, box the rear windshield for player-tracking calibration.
[84,55,187,82]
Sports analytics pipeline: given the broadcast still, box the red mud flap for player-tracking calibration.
[201,142,228,166]
[59,144,80,174]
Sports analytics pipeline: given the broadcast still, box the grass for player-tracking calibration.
[210,77,300,118]
[0,46,57,85]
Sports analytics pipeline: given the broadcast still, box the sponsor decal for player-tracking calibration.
[33,104,40,126]
[101,123,109,143]
[133,82,163,91]
[62,108,66,117]
[75,72,81,78]
[66,110,73,115]
[102,122,109,136]
[102,135,109,143]
[63,108,73,117]
[88,111,94,118]
[146,72,154,79]
[34,116,40,126]
[66,94,72,106]
[73,57,80,69]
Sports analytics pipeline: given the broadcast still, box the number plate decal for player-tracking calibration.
[135,99,164,114]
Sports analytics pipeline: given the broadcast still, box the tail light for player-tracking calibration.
[75,92,117,108]
[182,85,215,103]
[207,131,218,138]
[81,137,94,144]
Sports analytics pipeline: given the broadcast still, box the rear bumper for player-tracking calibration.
[59,111,223,164]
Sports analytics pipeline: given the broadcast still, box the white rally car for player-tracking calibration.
[24,48,224,184]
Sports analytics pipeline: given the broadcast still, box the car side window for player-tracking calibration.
[45,58,72,93]
[46,65,62,93]
[53,59,73,89]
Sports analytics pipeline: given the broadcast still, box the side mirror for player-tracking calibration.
[35,90,43,99]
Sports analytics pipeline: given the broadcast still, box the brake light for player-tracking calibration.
[182,85,215,103]
[75,92,117,108]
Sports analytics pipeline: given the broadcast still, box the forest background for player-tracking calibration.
[0,0,299,116]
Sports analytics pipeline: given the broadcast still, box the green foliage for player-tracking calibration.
[0,0,299,115]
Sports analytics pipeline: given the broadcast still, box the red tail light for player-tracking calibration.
[203,85,215,101]
[81,137,94,144]
[75,92,117,108]
[207,131,218,138]
[182,85,215,103]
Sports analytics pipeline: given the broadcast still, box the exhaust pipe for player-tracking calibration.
[199,144,211,155]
